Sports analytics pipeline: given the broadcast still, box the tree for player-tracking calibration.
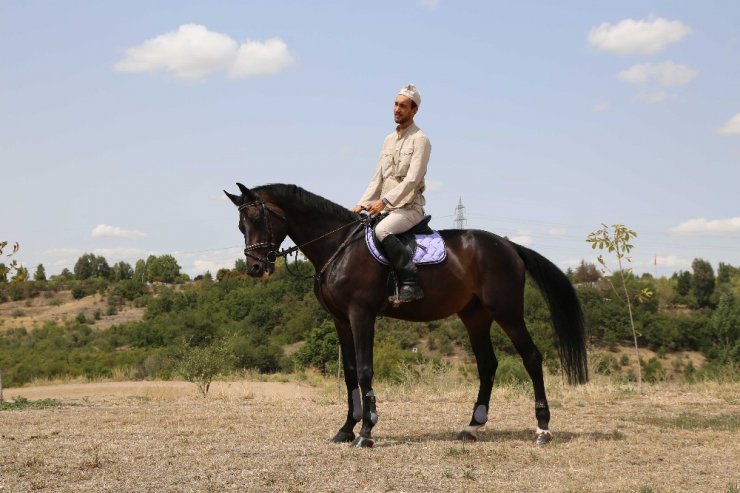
[587,224,652,391]
[674,270,692,297]
[74,253,95,280]
[572,260,601,284]
[92,256,111,280]
[133,259,146,282]
[33,264,47,282]
[293,320,339,373]
[176,341,232,397]
[146,254,181,283]
[712,292,739,351]
[111,261,133,281]
[691,258,715,308]
[12,266,29,283]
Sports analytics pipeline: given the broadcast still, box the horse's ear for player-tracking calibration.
[224,190,243,207]
[236,183,258,201]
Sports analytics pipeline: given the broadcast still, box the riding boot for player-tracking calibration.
[380,235,424,303]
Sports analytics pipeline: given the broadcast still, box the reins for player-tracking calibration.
[239,199,368,280]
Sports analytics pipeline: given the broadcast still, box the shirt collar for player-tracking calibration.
[395,122,418,138]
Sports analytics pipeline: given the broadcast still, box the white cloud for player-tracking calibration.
[419,0,440,8]
[588,16,692,55]
[177,247,242,277]
[229,38,294,77]
[654,255,691,267]
[91,224,146,239]
[618,61,698,87]
[669,217,740,236]
[92,247,154,260]
[594,101,609,112]
[718,113,740,135]
[548,228,568,237]
[115,24,294,80]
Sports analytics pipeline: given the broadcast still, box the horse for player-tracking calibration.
[224,183,588,447]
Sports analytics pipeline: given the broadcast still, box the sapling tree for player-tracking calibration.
[586,224,652,391]
[176,340,232,397]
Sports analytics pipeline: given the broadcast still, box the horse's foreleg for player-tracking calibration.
[349,311,377,448]
[458,308,497,441]
[330,317,361,443]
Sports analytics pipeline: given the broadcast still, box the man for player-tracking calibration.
[353,84,432,303]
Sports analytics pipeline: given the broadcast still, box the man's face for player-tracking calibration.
[394,95,417,126]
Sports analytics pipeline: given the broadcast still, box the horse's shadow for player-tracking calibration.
[375,428,625,447]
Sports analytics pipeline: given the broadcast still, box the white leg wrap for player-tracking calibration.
[536,427,551,436]
[463,424,483,437]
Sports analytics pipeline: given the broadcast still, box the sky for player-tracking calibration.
[2,1,739,279]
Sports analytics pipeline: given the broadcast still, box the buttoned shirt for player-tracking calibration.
[358,123,431,210]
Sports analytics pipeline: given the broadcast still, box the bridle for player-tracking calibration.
[238,199,292,265]
[238,199,367,275]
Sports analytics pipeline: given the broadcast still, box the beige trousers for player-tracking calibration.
[374,206,425,241]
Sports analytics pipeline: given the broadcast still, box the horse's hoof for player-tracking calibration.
[352,436,374,448]
[330,430,355,443]
[456,430,478,442]
[535,430,552,446]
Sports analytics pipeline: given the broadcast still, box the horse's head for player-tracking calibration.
[224,183,289,279]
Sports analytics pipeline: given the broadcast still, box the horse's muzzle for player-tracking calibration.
[247,261,274,279]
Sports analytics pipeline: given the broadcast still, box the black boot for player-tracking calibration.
[380,235,424,304]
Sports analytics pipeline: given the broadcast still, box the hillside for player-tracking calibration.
[0,289,145,330]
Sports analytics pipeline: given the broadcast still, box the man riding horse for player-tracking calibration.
[352,84,431,304]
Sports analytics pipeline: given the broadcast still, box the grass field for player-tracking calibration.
[1,372,738,493]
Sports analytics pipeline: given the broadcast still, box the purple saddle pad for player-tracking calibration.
[364,227,446,265]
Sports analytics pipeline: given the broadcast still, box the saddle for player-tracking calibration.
[364,215,447,265]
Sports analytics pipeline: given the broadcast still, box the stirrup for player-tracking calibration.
[389,284,424,306]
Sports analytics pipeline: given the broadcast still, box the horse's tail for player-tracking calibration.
[512,242,589,385]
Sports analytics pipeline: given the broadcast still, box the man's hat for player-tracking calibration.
[398,84,421,107]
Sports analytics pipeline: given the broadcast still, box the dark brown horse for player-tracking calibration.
[225,183,588,447]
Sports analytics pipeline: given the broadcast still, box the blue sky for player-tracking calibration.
[2,1,739,278]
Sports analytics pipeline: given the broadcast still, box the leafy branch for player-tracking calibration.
[0,241,25,282]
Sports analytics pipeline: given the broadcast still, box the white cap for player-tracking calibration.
[398,84,421,107]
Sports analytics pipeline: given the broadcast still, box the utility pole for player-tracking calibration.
[454,197,467,229]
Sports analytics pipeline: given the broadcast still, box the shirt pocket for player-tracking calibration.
[395,148,414,179]
[381,152,395,179]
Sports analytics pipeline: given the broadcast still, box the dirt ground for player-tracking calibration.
[1,378,738,492]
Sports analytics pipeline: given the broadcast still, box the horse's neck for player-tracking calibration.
[284,211,349,268]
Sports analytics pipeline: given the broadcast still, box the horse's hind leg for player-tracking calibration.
[349,309,378,448]
[457,305,498,441]
[330,317,361,443]
[496,314,552,445]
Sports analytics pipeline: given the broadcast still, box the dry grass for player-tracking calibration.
[1,375,738,492]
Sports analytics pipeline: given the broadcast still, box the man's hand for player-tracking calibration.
[367,199,386,216]
[352,204,365,214]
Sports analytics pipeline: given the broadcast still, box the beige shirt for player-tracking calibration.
[358,123,431,210]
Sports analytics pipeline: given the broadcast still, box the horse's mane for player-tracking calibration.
[255,184,356,222]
